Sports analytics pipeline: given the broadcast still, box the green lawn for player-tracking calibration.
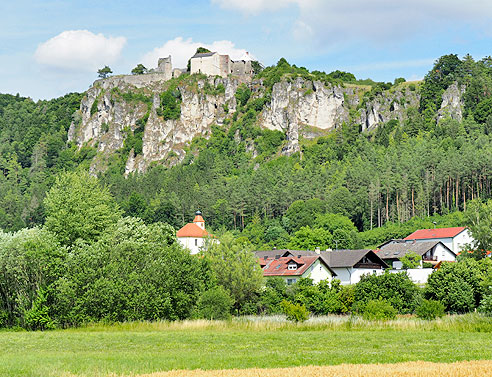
[2,316,492,377]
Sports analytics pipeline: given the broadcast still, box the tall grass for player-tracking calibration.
[71,313,492,333]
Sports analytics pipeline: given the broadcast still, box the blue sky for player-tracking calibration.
[3,0,492,99]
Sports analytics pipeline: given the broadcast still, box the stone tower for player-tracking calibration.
[156,55,173,81]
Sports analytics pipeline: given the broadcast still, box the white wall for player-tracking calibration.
[453,229,473,253]
[332,267,384,285]
[306,259,333,284]
[191,54,226,77]
[434,243,456,261]
[177,236,204,255]
[388,268,434,284]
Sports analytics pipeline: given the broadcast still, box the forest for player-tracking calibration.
[2,54,492,328]
[1,54,492,251]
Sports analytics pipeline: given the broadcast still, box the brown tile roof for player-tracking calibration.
[323,249,388,268]
[375,240,455,259]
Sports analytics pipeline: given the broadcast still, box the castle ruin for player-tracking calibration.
[190,51,253,78]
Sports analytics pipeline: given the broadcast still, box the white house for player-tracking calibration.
[322,249,388,285]
[258,253,336,285]
[404,227,473,254]
[176,211,213,254]
[376,239,456,268]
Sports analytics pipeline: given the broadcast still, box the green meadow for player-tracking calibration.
[1,315,492,377]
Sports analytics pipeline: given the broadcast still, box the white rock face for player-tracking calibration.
[260,79,349,132]
[437,82,465,122]
[69,75,422,173]
[358,87,420,130]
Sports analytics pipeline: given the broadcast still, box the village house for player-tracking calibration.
[176,211,214,254]
[255,249,387,285]
[404,227,473,254]
[322,249,388,285]
[376,239,456,268]
[255,250,336,285]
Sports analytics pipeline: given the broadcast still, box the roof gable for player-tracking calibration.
[324,249,388,268]
[404,227,466,240]
[262,256,318,276]
[376,240,455,259]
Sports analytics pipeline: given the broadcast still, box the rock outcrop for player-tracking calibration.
[69,75,425,174]
[437,82,465,122]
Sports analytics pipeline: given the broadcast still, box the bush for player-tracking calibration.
[416,299,445,320]
[354,272,419,313]
[425,259,487,313]
[362,299,397,321]
[281,300,309,322]
[24,290,56,330]
[478,295,492,316]
[196,286,234,320]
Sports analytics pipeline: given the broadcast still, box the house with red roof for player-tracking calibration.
[259,254,336,285]
[404,226,473,254]
[177,211,214,254]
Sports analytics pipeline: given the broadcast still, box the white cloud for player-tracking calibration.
[140,37,254,69]
[213,0,492,44]
[35,30,126,72]
[211,0,301,14]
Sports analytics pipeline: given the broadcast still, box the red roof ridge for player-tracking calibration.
[404,226,466,240]
[176,223,210,238]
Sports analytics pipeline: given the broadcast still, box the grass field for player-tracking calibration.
[2,315,492,377]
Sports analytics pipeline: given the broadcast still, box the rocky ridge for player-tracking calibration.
[68,74,441,174]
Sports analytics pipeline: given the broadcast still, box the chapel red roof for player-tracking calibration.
[404,227,466,240]
[193,214,205,223]
[261,256,318,277]
[176,223,209,238]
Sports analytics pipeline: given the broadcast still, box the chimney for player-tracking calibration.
[315,247,321,255]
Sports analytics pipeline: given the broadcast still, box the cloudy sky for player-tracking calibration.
[3,0,492,99]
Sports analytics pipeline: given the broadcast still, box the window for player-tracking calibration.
[195,239,198,246]
[287,278,297,285]
[288,263,297,270]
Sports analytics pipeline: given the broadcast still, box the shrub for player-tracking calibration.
[478,295,492,316]
[0,310,8,328]
[281,300,309,322]
[400,251,421,269]
[24,290,56,330]
[90,98,98,116]
[425,259,486,313]
[354,272,419,313]
[196,286,234,320]
[362,299,397,321]
[416,299,445,320]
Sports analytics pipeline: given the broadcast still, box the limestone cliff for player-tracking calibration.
[69,74,424,174]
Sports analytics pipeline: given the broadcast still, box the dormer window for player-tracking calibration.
[288,263,297,270]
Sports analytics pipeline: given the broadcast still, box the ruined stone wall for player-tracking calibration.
[156,56,172,81]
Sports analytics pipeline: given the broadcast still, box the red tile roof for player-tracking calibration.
[404,227,466,240]
[176,223,209,238]
[261,256,319,277]
[193,214,204,223]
